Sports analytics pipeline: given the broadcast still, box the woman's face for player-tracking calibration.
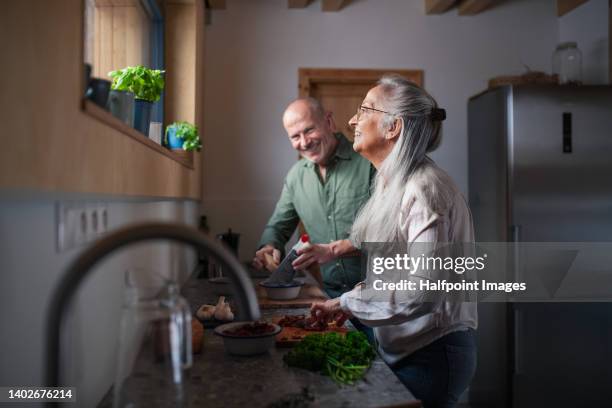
[348,85,392,166]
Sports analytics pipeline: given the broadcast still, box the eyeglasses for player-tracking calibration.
[355,105,447,122]
[355,105,390,120]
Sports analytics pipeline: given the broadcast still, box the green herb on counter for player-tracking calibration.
[326,356,369,385]
[283,331,375,385]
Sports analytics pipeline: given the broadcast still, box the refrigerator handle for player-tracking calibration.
[510,225,521,375]
[510,224,521,280]
[510,224,521,242]
[514,308,522,375]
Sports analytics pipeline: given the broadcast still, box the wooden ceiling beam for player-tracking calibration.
[557,0,589,16]
[321,0,351,12]
[207,0,226,10]
[458,0,497,15]
[288,0,312,8]
[425,0,457,14]
[95,0,140,6]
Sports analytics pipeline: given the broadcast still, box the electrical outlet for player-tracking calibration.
[88,206,98,236]
[57,203,85,251]
[57,202,109,251]
[99,205,108,234]
[86,203,108,241]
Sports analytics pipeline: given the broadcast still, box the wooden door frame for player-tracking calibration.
[298,68,424,97]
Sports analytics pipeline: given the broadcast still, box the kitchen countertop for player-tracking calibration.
[100,276,419,408]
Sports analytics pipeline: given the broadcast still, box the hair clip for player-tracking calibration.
[431,108,446,122]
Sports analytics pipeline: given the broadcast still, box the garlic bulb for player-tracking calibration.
[196,304,216,321]
[214,296,234,321]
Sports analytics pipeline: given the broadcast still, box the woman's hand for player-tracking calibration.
[292,243,334,270]
[311,298,351,326]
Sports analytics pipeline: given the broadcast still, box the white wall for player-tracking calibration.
[199,0,610,405]
[202,0,559,260]
[0,195,198,407]
[559,0,609,84]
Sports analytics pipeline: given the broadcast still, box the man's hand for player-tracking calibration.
[292,243,334,270]
[252,245,281,271]
[310,298,351,326]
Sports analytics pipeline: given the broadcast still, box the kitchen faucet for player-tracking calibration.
[45,222,261,391]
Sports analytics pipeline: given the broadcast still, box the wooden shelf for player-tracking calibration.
[84,100,194,169]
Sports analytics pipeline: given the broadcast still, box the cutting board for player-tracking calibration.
[256,283,329,309]
[272,316,349,347]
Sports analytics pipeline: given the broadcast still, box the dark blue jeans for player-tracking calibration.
[391,329,477,408]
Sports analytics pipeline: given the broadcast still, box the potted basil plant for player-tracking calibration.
[165,121,202,153]
[108,66,165,134]
[107,70,134,126]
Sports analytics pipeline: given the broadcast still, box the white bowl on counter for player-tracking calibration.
[259,280,304,300]
[214,321,281,356]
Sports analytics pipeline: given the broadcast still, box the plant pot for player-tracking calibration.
[85,78,111,108]
[165,126,184,149]
[107,90,134,126]
[133,99,153,135]
[83,63,92,97]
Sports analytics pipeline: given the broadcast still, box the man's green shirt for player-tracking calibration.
[259,133,374,298]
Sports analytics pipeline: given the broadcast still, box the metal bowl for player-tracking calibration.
[259,280,304,300]
[214,321,281,356]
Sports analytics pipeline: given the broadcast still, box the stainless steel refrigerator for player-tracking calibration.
[467,85,612,407]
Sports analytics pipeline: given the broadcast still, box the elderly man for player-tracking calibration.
[252,98,374,298]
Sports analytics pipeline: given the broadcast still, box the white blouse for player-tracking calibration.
[340,162,478,365]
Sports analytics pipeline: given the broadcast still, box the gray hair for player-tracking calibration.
[350,74,445,245]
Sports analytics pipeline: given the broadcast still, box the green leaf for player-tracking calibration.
[283,331,375,385]
[108,65,165,102]
[165,121,201,151]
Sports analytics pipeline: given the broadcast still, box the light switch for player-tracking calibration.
[57,202,108,251]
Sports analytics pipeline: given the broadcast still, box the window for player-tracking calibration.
[83,0,165,128]
[80,0,201,170]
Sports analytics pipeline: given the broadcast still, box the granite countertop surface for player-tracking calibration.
[182,277,417,408]
[101,275,418,408]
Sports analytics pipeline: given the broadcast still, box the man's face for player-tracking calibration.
[283,102,337,165]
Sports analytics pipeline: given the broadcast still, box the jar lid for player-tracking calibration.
[557,41,578,49]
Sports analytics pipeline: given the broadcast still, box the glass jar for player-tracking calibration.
[113,270,192,408]
[552,42,583,85]
[551,43,564,78]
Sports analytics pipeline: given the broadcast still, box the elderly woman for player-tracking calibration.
[295,74,477,408]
